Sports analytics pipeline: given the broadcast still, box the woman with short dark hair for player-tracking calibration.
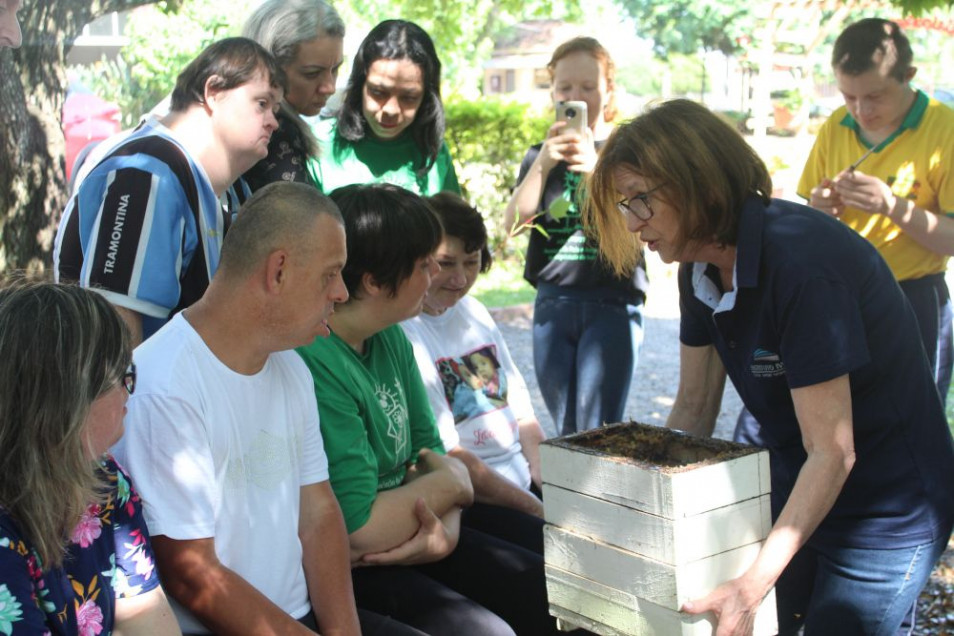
[297,184,558,635]
[586,98,954,634]
[308,21,460,196]
[0,281,179,635]
[402,193,548,521]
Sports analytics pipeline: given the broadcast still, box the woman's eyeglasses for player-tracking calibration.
[617,183,664,222]
[122,363,136,395]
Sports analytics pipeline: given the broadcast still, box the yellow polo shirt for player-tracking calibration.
[798,90,954,281]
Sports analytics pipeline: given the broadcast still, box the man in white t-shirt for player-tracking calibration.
[114,182,360,635]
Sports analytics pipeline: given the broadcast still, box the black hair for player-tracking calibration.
[336,20,445,175]
[425,192,492,273]
[832,18,913,83]
[463,346,501,375]
[329,183,442,298]
[170,37,286,112]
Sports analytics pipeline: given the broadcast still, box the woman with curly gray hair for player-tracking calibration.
[242,0,345,191]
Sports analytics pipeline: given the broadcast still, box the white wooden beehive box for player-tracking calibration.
[541,422,778,635]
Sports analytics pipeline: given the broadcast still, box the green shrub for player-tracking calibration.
[444,96,550,256]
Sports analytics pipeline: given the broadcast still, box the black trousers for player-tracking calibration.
[352,524,560,635]
[297,608,427,635]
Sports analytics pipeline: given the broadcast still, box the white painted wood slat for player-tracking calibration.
[543,525,765,609]
[546,565,779,636]
[542,484,772,564]
[540,438,770,519]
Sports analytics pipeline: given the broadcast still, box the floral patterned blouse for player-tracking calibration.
[0,456,159,636]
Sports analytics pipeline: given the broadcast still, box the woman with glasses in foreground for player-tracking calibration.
[0,281,179,635]
[585,99,954,634]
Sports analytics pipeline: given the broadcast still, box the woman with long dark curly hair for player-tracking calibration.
[308,20,461,196]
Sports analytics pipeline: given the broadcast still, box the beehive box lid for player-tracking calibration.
[541,422,770,519]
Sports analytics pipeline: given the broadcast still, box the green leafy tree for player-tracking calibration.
[901,0,954,13]
[622,0,751,58]
[618,0,753,99]
[336,0,582,94]
[73,0,254,128]
[0,0,172,274]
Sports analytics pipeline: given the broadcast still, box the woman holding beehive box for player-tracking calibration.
[584,98,954,635]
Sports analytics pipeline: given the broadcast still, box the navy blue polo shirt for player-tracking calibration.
[679,196,954,550]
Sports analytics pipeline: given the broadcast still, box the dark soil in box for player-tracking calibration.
[547,421,760,471]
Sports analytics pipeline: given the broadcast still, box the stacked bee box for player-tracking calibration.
[541,422,777,635]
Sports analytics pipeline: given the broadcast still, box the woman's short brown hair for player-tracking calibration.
[585,99,772,275]
[547,36,618,123]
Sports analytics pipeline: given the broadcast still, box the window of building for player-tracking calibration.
[534,68,550,90]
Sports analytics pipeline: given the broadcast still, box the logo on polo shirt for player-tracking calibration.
[750,348,785,378]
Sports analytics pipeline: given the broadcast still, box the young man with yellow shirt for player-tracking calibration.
[800,17,954,404]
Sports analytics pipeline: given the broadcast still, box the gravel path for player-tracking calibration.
[489,254,742,440]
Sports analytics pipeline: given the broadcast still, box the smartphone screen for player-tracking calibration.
[556,100,587,136]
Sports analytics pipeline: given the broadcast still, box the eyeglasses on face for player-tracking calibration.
[122,363,136,395]
[617,183,664,221]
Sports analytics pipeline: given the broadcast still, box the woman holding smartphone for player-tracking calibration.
[504,37,647,437]
[309,20,460,196]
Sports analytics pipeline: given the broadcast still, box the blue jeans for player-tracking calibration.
[532,284,644,436]
[776,529,952,635]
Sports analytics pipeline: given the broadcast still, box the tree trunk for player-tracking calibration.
[0,0,162,275]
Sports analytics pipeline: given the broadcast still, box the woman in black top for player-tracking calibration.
[241,0,345,191]
[504,37,647,436]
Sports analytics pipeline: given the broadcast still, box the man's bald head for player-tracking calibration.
[218,182,343,282]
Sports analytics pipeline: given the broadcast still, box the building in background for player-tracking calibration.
[66,12,128,66]
[482,20,583,109]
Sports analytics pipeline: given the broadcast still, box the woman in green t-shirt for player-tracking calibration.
[308,20,461,196]
[297,183,560,636]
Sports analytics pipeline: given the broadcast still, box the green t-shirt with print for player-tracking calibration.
[296,324,445,533]
[308,118,461,196]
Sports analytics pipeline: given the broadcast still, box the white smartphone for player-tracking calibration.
[555,100,587,136]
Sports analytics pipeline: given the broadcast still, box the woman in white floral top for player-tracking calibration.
[0,281,179,636]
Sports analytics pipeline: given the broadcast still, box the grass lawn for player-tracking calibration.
[470,257,536,308]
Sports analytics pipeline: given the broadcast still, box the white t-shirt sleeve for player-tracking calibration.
[295,363,330,486]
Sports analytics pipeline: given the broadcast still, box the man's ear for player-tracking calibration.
[904,66,918,84]
[361,271,384,298]
[203,75,225,112]
[264,249,290,294]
